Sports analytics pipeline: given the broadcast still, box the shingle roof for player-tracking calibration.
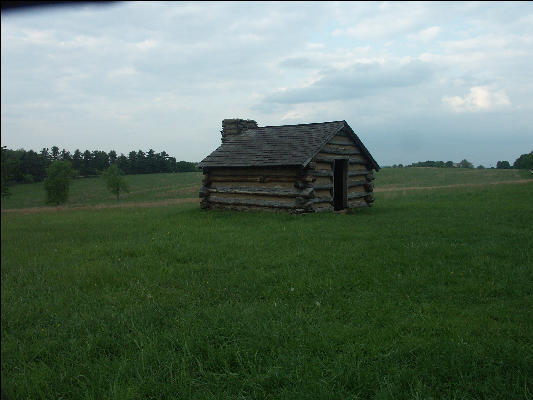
[197,120,379,170]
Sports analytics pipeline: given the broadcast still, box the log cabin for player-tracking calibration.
[197,119,380,213]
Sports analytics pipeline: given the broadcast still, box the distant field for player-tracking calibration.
[1,172,202,210]
[2,168,531,211]
[375,167,530,188]
[1,169,532,399]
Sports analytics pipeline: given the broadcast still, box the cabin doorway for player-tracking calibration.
[333,159,348,211]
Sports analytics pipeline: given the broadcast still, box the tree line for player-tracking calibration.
[387,160,477,168]
[386,152,533,169]
[1,146,198,185]
[495,151,533,169]
[408,159,474,168]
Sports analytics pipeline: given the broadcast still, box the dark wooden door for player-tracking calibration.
[333,159,348,211]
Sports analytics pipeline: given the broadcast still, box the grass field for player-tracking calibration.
[374,167,530,188]
[1,172,203,210]
[2,169,533,399]
[1,168,531,211]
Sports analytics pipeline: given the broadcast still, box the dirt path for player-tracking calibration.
[2,179,532,215]
[1,198,199,215]
[374,178,533,192]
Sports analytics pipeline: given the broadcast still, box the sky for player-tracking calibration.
[2,1,532,167]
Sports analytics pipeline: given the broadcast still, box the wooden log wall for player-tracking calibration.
[309,131,375,211]
[200,166,314,213]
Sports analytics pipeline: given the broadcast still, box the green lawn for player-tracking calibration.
[2,172,532,399]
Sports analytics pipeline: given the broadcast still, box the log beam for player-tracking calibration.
[310,170,333,177]
[314,184,333,191]
[348,180,369,188]
[328,140,356,146]
[209,196,297,209]
[207,176,298,183]
[348,159,370,166]
[348,191,373,200]
[320,148,362,156]
[207,186,315,198]
[348,200,369,209]
[348,170,371,177]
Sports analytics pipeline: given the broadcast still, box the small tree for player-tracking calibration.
[102,164,129,201]
[44,161,74,206]
[458,159,474,168]
[496,160,511,169]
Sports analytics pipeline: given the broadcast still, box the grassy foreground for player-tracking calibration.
[2,172,533,399]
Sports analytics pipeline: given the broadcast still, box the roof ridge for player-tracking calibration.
[258,120,345,129]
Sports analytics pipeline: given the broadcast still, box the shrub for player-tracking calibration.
[44,161,74,206]
[23,174,35,183]
[102,164,129,201]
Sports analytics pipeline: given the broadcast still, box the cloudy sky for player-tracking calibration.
[2,1,532,167]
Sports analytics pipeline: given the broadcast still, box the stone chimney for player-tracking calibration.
[221,119,258,143]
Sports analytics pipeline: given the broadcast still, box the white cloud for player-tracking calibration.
[19,28,56,45]
[53,69,91,94]
[135,39,159,51]
[442,86,511,113]
[306,42,325,49]
[331,2,429,39]
[408,26,441,42]
[442,35,510,52]
[61,34,103,49]
[237,33,265,43]
[107,66,137,78]
[263,59,435,104]
[281,110,307,121]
